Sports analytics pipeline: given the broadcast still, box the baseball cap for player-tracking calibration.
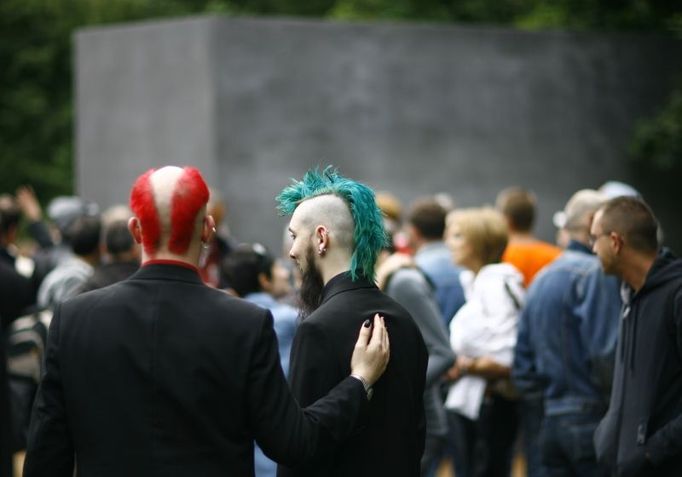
[47,196,100,234]
[598,181,639,199]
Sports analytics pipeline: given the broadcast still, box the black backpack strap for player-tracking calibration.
[504,280,523,311]
[414,265,437,293]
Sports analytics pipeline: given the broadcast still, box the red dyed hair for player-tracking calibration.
[130,169,161,255]
[129,167,210,255]
[168,167,209,254]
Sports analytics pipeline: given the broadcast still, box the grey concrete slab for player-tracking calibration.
[75,16,682,256]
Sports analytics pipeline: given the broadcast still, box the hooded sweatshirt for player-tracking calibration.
[594,249,682,477]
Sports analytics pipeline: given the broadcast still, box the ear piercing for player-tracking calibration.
[318,247,326,256]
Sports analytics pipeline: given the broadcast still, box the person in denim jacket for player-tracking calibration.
[513,190,621,477]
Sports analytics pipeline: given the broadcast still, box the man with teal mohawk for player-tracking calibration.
[277,167,428,477]
[277,167,386,283]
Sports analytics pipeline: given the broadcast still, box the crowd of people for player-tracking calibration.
[0,167,680,477]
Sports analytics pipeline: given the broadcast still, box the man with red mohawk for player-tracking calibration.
[23,166,390,477]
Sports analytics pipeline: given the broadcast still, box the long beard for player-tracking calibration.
[298,246,324,320]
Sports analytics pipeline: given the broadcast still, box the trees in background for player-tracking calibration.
[630,82,682,246]
[631,83,682,176]
[1,0,680,204]
[0,0,202,200]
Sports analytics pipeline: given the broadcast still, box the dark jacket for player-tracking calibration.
[594,249,682,477]
[0,258,35,329]
[0,258,37,477]
[24,263,369,477]
[78,260,139,293]
[278,272,428,477]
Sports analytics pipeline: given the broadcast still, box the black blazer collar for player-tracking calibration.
[130,262,204,285]
[321,271,376,305]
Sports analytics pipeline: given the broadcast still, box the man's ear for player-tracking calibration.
[406,223,421,245]
[315,225,329,249]
[315,225,329,253]
[128,217,142,244]
[585,212,595,229]
[201,215,216,243]
[610,232,624,254]
[258,272,271,293]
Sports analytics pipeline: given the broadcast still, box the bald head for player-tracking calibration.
[129,166,210,256]
[293,194,355,252]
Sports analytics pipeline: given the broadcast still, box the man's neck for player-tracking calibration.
[78,252,100,268]
[508,231,536,244]
[415,239,442,252]
[319,248,354,285]
[142,249,199,269]
[322,263,351,285]
[567,230,591,248]
[110,250,139,264]
[566,238,592,254]
[622,252,657,293]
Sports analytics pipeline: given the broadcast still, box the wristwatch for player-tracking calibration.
[350,374,374,401]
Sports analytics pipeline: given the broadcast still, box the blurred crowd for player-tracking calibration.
[0,178,666,477]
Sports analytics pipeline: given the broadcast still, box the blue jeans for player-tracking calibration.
[540,414,608,477]
[518,394,547,477]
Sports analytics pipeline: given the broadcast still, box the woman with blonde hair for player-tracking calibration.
[444,207,524,477]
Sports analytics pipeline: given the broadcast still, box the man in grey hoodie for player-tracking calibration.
[591,196,682,477]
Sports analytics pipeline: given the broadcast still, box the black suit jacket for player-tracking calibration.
[1,257,36,476]
[278,272,428,477]
[24,263,368,477]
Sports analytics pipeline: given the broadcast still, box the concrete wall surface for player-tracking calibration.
[76,16,682,255]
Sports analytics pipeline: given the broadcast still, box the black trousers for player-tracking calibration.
[448,393,519,477]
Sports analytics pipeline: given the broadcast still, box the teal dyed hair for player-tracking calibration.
[277,167,387,281]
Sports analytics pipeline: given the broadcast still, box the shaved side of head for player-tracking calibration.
[598,196,659,254]
[130,169,161,255]
[130,166,210,256]
[295,194,355,252]
[277,167,386,280]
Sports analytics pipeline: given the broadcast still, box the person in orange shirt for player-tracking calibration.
[495,186,562,477]
[495,187,561,288]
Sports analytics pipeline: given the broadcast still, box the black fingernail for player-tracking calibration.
[363,319,371,328]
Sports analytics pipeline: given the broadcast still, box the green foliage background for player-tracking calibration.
[1,0,681,205]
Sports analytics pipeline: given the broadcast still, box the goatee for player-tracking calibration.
[298,246,324,319]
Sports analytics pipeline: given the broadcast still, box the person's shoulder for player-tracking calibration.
[532,240,562,260]
[378,287,425,329]
[389,267,426,289]
[270,301,299,325]
[537,250,597,277]
[59,281,119,316]
[525,257,579,301]
[299,305,332,328]
[506,240,560,257]
[207,287,272,317]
